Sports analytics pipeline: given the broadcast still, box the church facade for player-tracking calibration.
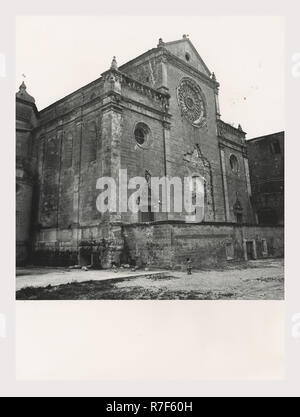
[16,36,284,268]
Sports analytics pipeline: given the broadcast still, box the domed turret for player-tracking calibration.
[16,81,38,265]
[16,81,36,104]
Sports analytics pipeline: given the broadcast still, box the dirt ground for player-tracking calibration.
[16,258,284,300]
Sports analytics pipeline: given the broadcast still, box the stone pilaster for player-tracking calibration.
[220,144,230,222]
[243,156,252,197]
[71,120,83,260]
[99,68,125,267]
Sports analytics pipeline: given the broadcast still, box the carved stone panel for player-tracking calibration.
[183,144,215,221]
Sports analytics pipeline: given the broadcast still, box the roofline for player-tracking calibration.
[39,76,104,114]
[119,46,216,88]
[40,47,162,114]
[163,38,212,76]
[246,131,285,143]
[35,38,214,114]
[119,47,160,71]
[218,119,247,137]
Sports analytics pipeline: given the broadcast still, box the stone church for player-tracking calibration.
[16,36,284,268]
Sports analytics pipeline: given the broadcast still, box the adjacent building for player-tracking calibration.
[247,132,284,226]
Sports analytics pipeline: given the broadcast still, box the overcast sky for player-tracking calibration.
[16,16,284,139]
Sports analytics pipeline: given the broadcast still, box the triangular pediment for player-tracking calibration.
[164,37,211,76]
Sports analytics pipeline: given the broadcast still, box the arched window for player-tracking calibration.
[230,154,239,173]
[257,208,278,225]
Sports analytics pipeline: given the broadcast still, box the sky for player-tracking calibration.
[16,16,284,139]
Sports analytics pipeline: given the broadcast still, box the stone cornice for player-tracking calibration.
[102,68,170,113]
[217,119,246,139]
[35,89,171,134]
[16,97,39,117]
[218,138,246,154]
[16,127,33,133]
[121,96,172,121]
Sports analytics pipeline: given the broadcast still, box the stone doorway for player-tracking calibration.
[246,241,254,260]
[243,239,257,261]
[79,249,92,266]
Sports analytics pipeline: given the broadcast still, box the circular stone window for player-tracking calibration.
[134,122,151,149]
[230,154,239,173]
[177,78,207,128]
[185,52,191,62]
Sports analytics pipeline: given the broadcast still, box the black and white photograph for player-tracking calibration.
[16,16,284,301]
[2,0,300,396]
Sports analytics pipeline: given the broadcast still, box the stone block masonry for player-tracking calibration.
[16,36,284,268]
[122,222,284,269]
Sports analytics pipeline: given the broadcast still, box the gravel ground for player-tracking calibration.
[16,258,284,300]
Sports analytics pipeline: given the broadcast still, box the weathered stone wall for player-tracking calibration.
[16,95,38,265]
[121,41,254,225]
[16,180,33,264]
[18,38,277,268]
[122,222,284,269]
[120,108,167,223]
[247,132,284,225]
[32,78,105,265]
[30,69,170,267]
[120,49,163,90]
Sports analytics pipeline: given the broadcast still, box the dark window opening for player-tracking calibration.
[185,53,191,62]
[140,187,155,223]
[79,250,92,267]
[257,208,278,225]
[135,127,146,145]
[230,154,239,173]
[246,241,255,260]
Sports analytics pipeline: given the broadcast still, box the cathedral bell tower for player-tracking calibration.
[16,81,38,265]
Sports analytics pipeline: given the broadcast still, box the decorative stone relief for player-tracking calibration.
[183,144,215,221]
